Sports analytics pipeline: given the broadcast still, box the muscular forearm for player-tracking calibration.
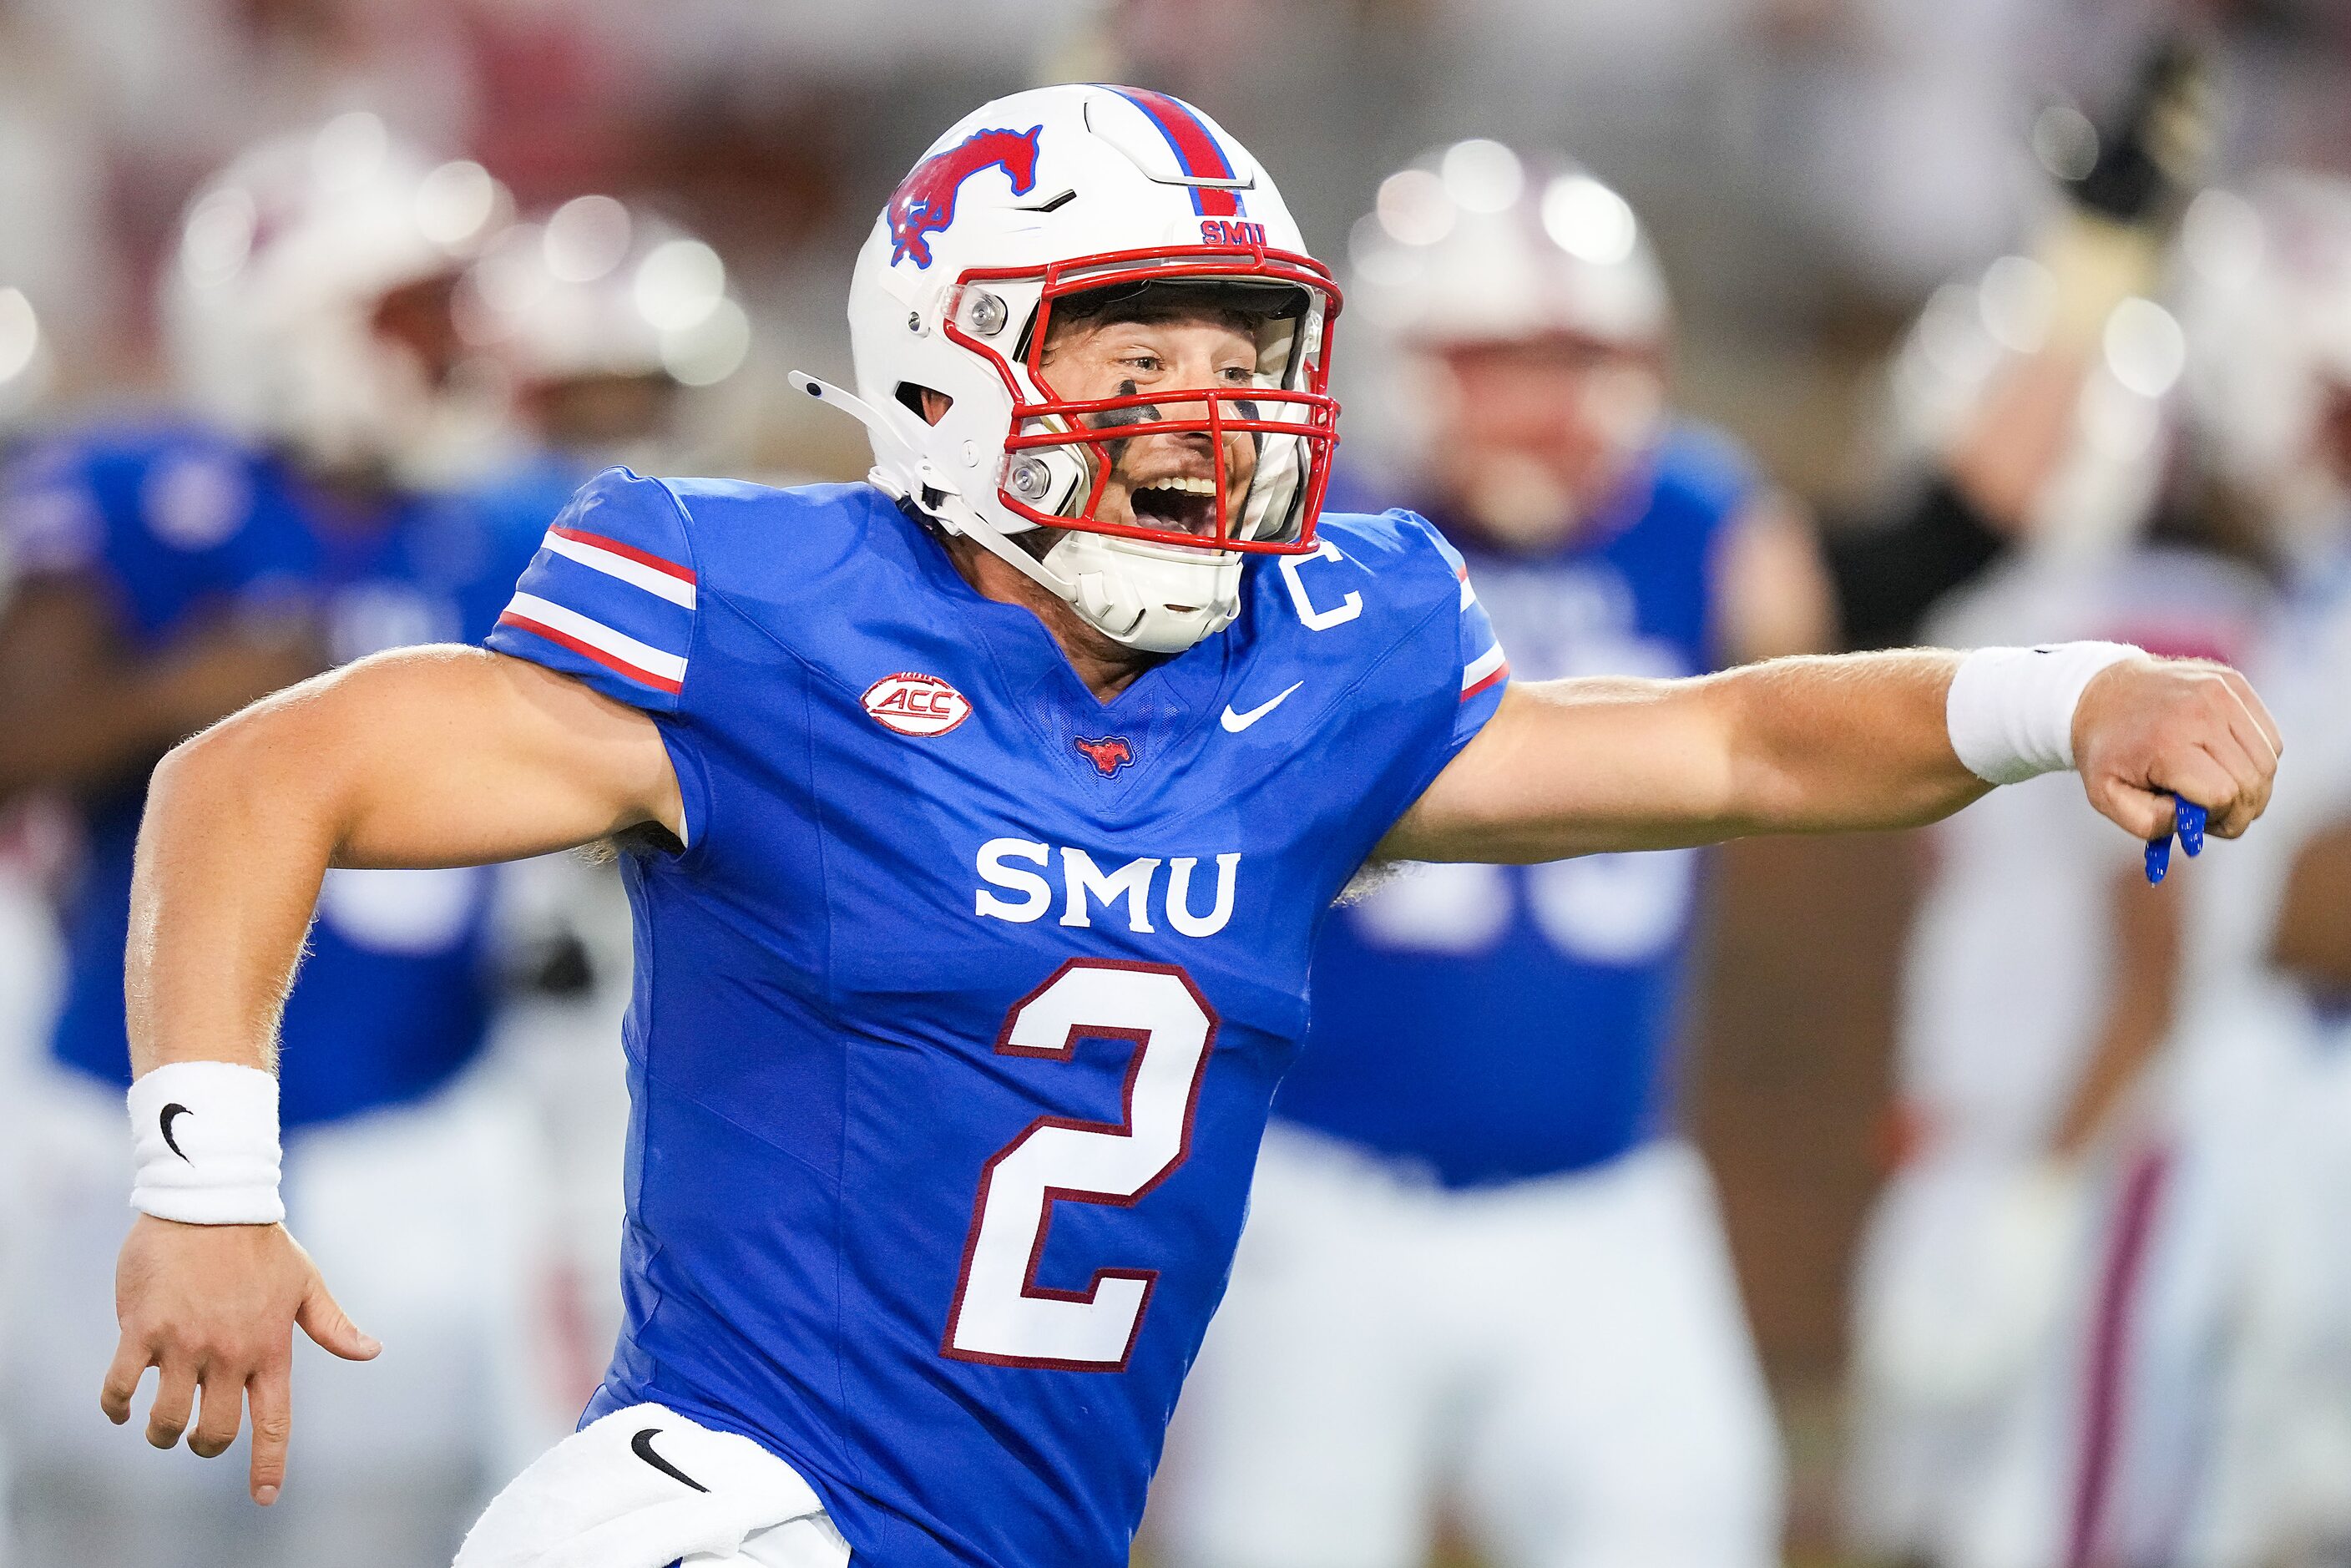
[1388,645,2274,866]
[127,710,340,1075]
[105,647,670,1504]
[1711,650,1988,835]
[1386,651,1984,862]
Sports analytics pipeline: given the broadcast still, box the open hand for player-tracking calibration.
[101,1215,379,1505]
[2073,656,2282,844]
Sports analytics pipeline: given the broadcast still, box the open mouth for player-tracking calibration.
[1129,474,1220,536]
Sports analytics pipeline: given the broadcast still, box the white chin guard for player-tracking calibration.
[1042,529,1243,655]
[784,372,1246,656]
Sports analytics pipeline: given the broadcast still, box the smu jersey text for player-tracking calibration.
[1276,425,1756,1186]
[484,472,1504,1565]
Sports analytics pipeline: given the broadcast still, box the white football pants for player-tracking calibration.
[2,1060,552,1568]
[1846,1099,2252,1568]
[1157,1130,1785,1568]
[2180,1021,2351,1567]
[458,1403,847,1568]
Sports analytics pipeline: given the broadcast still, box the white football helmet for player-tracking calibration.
[458,195,751,467]
[160,113,514,489]
[1341,143,1670,538]
[460,196,750,391]
[1346,141,1668,352]
[2179,171,2351,571]
[796,84,1341,655]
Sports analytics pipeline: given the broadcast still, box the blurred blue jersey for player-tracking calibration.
[0,422,549,1128]
[1273,424,1758,1187]
[484,471,1504,1566]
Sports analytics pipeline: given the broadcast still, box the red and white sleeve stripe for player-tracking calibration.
[1461,642,1509,701]
[539,524,697,608]
[498,592,688,695]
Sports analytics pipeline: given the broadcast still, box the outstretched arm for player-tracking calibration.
[1383,649,2279,863]
[104,646,679,1504]
[127,645,680,1076]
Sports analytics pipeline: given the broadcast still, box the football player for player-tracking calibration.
[0,115,550,1565]
[1158,144,1824,1568]
[96,87,2273,1568]
[2163,170,2351,1567]
[1839,52,2258,1568]
[1847,507,2268,1568]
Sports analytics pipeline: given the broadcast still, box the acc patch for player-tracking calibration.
[863,672,973,737]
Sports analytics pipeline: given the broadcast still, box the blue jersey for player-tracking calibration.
[1273,424,1757,1187]
[483,471,1504,1566]
[0,422,546,1128]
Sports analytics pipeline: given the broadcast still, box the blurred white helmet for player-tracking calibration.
[458,195,751,466]
[462,195,750,391]
[797,84,1341,655]
[1347,142,1668,352]
[2179,171,2351,569]
[1342,143,1670,539]
[161,113,514,489]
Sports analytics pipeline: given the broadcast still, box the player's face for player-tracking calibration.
[370,272,468,389]
[1427,334,1663,549]
[1037,311,1261,539]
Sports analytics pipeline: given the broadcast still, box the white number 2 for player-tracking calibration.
[943,960,1218,1370]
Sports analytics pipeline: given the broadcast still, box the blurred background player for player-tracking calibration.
[2163,168,2351,1568]
[0,114,557,1568]
[0,279,59,1568]
[458,193,756,493]
[2,2,2349,1565]
[1159,144,1830,1568]
[1838,45,2302,1568]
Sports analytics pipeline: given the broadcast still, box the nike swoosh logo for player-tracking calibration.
[1221,681,1302,733]
[159,1104,191,1163]
[630,1427,709,1493]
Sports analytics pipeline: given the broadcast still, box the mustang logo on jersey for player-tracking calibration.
[1073,735,1135,776]
[863,672,973,736]
[887,125,1043,268]
[974,837,1241,938]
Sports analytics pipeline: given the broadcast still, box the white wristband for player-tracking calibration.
[128,1061,285,1226]
[1945,642,2141,786]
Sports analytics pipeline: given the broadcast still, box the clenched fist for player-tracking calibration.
[2072,656,2282,844]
